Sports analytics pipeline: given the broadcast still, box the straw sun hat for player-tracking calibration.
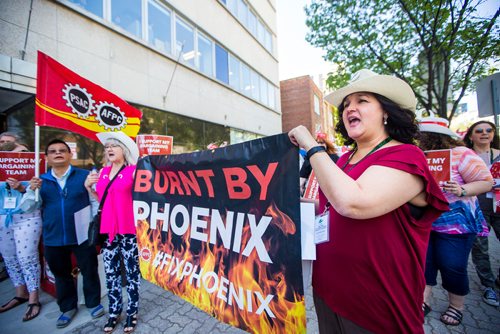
[324,69,417,111]
[96,131,139,162]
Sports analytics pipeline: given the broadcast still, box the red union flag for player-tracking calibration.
[35,51,142,142]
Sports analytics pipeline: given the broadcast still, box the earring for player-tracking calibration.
[383,117,388,125]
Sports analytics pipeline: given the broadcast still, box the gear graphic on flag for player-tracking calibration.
[62,83,95,119]
[94,101,127,131]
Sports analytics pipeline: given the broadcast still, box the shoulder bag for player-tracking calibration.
[88,165,126,247]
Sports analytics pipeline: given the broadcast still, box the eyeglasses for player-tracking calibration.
[104,144,121,150]
[47,149,69,154]
[474,128,494,134]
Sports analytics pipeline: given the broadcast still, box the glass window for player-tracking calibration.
[260,76,268,106]
[229,55,241,90]
[148,1,171,54]
[264,29,272,52]
[241,64,251,97]
[268,84,275,109]
[247,10,257,36]
[227,0,237,16]
[250,70,259,100]
[215,44,229,84]
[230,128,260,144]
[176,17,195,66]
[257,20,265,45]
[136,105,230,152]
[68,0,103,17]
[111,0,142,38]
[314,94,320,115]
[237,0,248,27]
[197,33,213,76]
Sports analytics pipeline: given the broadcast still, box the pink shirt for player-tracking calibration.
[96,165,136,241]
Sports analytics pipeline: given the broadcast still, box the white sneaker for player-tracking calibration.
[483,287,499,307]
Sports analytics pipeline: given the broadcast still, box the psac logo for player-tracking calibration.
[140,247,151,262]
[62,83,127,131]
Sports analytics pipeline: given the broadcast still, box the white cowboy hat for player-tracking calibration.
[96,131,139,162]
[325,69,417,111]
[418,116,460,139]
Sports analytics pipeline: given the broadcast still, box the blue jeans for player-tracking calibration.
[425,231,476,296]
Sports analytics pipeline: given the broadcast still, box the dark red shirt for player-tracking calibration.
[313,144,448,334]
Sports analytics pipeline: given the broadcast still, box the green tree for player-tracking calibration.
[306,0,499,120]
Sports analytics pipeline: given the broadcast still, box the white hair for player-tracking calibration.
[104,138,137,166]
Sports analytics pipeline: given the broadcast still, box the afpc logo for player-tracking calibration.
[62,84,95,119]
[140,247,151,262]
[95,101,127,131]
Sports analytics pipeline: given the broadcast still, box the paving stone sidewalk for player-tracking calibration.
[0,233,498,333]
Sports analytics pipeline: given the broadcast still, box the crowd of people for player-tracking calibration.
[0,69,498,334]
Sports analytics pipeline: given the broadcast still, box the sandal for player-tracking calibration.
[0,296,28,313]
[104,316,120,334]
[440,305,463,326]
[124,314,137,333]
[422,302,432,316]
[23,302,42,322]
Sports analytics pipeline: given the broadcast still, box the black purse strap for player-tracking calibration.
[97,164,126,212]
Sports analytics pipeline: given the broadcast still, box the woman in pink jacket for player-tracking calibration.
[85,131,140,333]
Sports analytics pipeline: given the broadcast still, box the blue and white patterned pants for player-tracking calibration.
[0,212,42,292]
[102,234,140,317]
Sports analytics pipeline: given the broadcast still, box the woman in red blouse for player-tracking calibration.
[289,69,448,333]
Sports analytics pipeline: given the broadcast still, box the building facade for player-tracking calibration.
[0,0,280,165]
[280,75,335,141]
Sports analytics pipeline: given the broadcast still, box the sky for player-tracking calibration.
[276,0,333,81]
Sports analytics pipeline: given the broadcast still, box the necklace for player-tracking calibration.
[341,137,392,173]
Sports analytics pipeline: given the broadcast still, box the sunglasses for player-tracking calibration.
[474,128,494,134]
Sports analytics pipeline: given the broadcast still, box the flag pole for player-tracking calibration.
[35,123,40,201]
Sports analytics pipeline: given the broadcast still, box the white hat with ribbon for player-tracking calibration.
[418,116,460,138]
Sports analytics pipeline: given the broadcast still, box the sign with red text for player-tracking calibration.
[424,149,451,184]
[0,152,46,181]
[132,134,305,333]
[136,134,173,156]
[303,170,319,200]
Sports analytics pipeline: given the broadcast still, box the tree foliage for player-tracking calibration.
[305,0,500,120]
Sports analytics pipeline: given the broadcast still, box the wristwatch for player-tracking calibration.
[459,187,467,197]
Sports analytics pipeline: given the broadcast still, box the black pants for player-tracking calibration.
[44,243,101,312]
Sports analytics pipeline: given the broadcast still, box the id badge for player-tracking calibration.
[314,211,330,244]
[3,196,17,209]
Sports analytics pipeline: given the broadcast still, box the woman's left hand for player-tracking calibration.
[288,126,318,151]
[440,180,463,196]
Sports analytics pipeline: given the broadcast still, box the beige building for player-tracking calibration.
[0,0,280,163]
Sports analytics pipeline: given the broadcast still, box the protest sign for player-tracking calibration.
[424,149,451,184]
[136,134,173,156]
[0,152,46,181]
[303,170,319,200]
[132,133,305,333]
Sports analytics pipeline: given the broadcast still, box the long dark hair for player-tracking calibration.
[463,120,499,149]
[417,132,465,151]
[335,93,419,146]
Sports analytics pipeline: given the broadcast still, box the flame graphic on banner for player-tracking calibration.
[136,202,306,333]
